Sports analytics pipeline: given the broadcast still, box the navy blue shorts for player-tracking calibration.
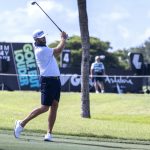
[93,72,104,82]
[94,77,104,82]
[40,76,61,106]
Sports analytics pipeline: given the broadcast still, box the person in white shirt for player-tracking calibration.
[90,56,105,93]
[14,29,67,141]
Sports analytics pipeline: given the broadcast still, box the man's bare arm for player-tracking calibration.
[53,31,67,56]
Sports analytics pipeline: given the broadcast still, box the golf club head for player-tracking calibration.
[31,1,37,5]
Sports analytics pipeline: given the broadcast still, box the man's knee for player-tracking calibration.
[41,105,49,112]
[52,100,59,109]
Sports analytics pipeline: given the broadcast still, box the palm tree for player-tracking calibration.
[77,0,90,118]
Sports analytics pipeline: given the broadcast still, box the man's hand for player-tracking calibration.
[61,31,68,40]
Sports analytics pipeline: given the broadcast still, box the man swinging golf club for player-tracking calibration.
[14,29,67,141]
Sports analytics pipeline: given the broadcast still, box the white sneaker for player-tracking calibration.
[44,133,53,141]
[101,90,104,93]
[96,90,99,93]
[14,120,23,138]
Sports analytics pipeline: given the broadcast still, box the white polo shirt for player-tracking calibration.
[34,46,60,76]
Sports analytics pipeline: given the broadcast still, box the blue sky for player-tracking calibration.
[1,0,150,51]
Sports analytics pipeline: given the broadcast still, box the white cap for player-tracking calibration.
[95,56,100,61]
[32,29,47,39]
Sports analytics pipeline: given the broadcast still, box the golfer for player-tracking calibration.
[14,29,67,141]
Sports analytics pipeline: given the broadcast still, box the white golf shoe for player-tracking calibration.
[96,90,99,93]
[14,120,23,138]
[44,133,53,141]
[101,90,104,93]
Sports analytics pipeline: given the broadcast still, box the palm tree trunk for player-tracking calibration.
[77,0,91,118]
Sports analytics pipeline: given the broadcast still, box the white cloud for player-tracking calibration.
[27,0,63,17]
[0,0,78,43]
[147,10,150,18]
[107,12,129,21]
[117,25,130,39]
[101,9,130,22]
[66,10,78,22]
[1,0,150,51]
[139,28,150,42]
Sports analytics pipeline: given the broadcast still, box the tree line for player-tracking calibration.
[49,35,150,70]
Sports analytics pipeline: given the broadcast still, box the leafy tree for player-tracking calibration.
[49,33,150,73]
[129,38,150,64]
[49,36,123,69]
[113,49,130,70]
[110,38,150,71]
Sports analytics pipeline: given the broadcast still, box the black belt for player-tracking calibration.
[41,76,59,80]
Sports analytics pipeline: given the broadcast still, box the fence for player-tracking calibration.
[0,73,149,93]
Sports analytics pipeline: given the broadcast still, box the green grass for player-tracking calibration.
[1,92,150,141]
[2,132,150,150]
[0,132,104,150]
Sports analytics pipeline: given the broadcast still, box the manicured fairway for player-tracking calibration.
[1,92,150,141]
[0,131,150,150]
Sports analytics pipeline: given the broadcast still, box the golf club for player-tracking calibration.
[31,1,63,32]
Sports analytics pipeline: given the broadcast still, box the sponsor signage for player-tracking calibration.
[0,42,40,90]
[129,53,144,75]
[0,44,143,93]
[13,43,40,90]
[60,74,142,93]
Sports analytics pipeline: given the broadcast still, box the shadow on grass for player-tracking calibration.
[19,137,148,150]
[1,129,150,150]
[52,140,128,149]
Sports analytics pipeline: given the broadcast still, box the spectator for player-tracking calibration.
[90,56,105,93]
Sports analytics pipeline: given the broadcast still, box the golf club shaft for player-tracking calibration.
[34,2,63,32]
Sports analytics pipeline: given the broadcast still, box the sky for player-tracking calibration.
[1,0,150,51]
